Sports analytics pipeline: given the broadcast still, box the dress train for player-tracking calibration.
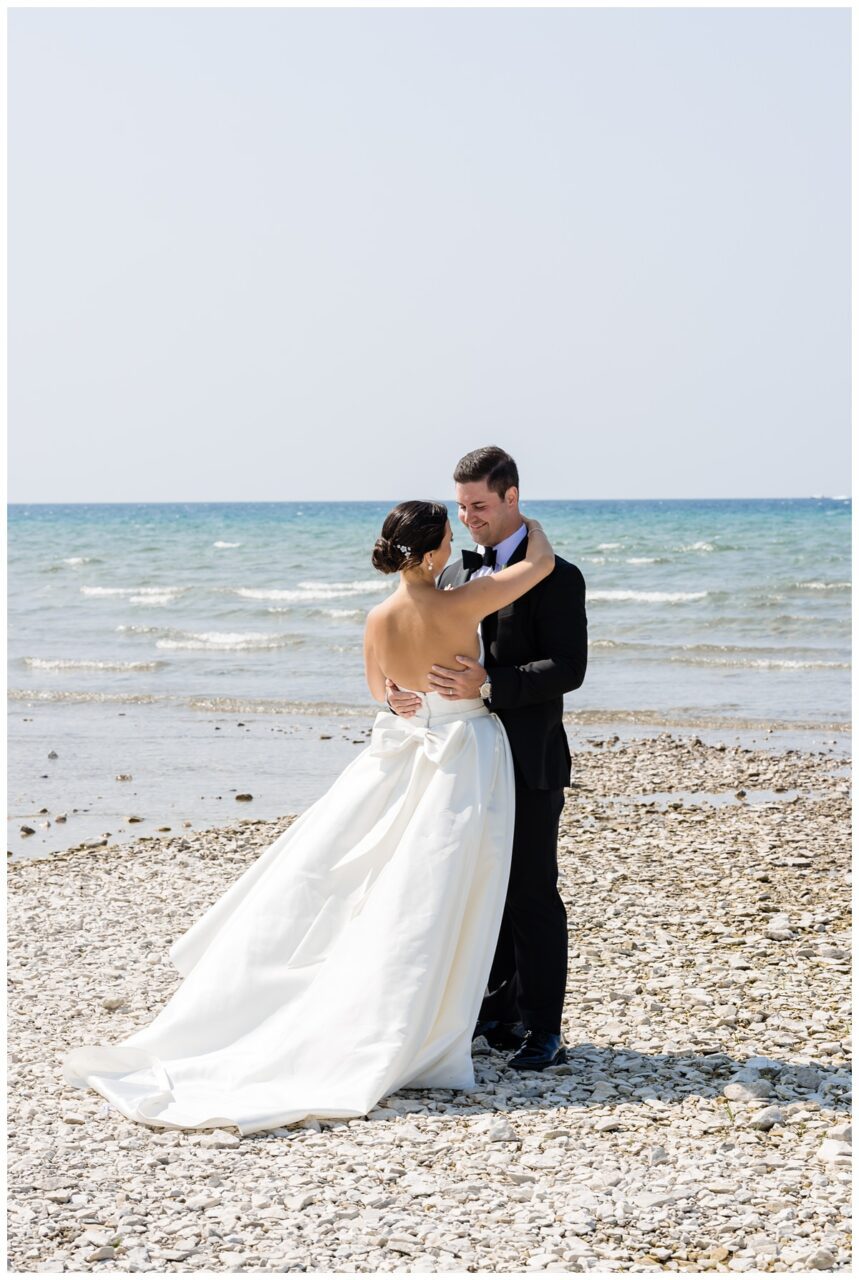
[61,691,515,1136]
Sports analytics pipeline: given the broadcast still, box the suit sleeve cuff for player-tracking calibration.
[484,667,515,709]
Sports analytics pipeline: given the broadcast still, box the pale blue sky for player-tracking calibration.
[9,7,851,502]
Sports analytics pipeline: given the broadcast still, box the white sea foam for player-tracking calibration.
[797,581,851,591]
[320,608,365,619]
[213,541,241,548]
[62,556,95,565]
[677,541,715,552]
[155,630,302,651]
[233,588,307,602]
[671,654,849,671]
[233,580,389,603]
[749,658,849,670]
[589,639,849,661]
[597,542,623,550]
[8,688,160,704]
[23,657,163,672]
[626,557,657,564]
[589,590,708,603]
[589,639,663,649]
[81,585,187,598]
[128,593,179,606]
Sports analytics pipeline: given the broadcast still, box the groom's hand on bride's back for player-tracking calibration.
[385,679,421,718]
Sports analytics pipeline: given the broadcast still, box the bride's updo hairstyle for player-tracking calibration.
[372,501,449,575]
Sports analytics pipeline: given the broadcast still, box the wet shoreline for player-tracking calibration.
[7,698,851,861]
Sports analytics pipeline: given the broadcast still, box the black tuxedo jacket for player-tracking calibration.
[437,535,587,790]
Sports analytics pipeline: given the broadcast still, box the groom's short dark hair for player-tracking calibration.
[453,446,519,499]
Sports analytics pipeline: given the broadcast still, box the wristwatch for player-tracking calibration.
[479,678,492,701]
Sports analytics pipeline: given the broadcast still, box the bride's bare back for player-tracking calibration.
[363,519,555,700]
[368,591,483,694]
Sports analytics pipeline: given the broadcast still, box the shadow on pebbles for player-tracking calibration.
[8,734,852,1272]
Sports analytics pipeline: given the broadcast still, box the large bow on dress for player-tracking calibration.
[369,710,476,767]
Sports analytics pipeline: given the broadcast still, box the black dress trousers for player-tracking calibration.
[478,756,568,1034]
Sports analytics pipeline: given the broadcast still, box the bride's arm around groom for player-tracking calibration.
[430,526,586,794]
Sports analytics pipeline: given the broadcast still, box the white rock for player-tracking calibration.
[632,1190,677,1208]
[594,1117,621,1133]
[85,1246,117,1262]
[563,1236,593,1257]
[806,1247,837,1269]
[484,1118,519,1143]
[826,1122,851,1142]
[748,1105,785,1130]
[198,1129,240,1149]
[817,1139,851,1165]
[284,1191,317,1211]
[724,1080,772,1101]
[766,925,795,940]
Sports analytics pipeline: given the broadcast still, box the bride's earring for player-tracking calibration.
[427,556,434,573]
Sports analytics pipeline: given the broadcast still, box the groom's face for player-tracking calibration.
[455,480,520,548]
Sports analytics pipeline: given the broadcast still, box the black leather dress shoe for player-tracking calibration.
[472,1019,528,1051]
[507,1029,567,1072]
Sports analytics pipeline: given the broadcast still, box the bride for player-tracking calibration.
[62,501,555,1136]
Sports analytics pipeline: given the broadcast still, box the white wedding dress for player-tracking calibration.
[62,644,515,1136]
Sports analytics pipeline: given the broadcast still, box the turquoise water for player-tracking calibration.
[8,498,851,720]
[7,498,851,857]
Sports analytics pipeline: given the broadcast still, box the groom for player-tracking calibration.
[386,446,588,1070]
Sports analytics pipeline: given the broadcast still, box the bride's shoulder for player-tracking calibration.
[432,578,478,615]
[367,591,401,623]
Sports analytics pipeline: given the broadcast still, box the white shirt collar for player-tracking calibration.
[490,522,527,568]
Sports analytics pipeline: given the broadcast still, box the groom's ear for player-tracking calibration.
[505,485,519,508]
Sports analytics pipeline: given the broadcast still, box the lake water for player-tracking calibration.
[8,498,851,857]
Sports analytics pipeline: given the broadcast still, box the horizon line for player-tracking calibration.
[6,495,852,506]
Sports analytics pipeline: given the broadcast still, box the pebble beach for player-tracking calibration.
[7,733,851,1274]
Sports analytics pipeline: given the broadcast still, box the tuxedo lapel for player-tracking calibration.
[438,553,472,590]
[504,534,529,568]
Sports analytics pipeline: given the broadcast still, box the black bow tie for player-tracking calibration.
[462,547,497,571]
